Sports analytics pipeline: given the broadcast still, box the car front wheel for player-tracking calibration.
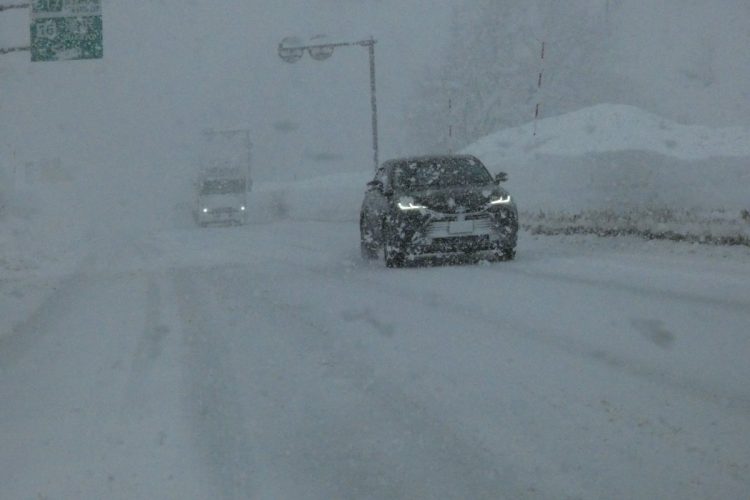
[383,222,405,268]
[360,215,379,260]
[493,246,516,261]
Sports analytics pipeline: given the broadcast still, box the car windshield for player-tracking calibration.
[392,158,492,189]
[199,179,245,195]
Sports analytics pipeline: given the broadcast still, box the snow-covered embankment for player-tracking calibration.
[464,104,750,245]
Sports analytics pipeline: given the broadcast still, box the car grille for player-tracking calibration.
[425,192,488,213]
[423,235,494,254]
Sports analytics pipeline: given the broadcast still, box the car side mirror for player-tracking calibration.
[367,179,383,191]
[495,172,509,183]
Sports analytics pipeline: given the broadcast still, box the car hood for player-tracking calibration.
[399,184,510,214]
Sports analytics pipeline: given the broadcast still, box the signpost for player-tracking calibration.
[30,0,102,61]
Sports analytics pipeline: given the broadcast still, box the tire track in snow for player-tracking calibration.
[173,269,258,500]
[502,266,750,316]
[0,259,93,373]
[326,263,750,417]
[124,276,171,407]
[204,263,538,500]
[270,256,750,496]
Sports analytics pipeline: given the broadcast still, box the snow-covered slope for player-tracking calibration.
[0,181,93,342]
[468,104,750,163]
[464,104,750,244]
[0,184,89,280]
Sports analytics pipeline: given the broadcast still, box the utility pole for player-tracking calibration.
[448,97,453,153]
[366,38,379,170]
[533,41,545,137]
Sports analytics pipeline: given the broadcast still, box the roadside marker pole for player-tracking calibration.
[533,41,545,137]
[448,97,453,153]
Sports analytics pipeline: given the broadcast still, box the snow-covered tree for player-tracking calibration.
[406,0,618,151]
[407,0,750,153]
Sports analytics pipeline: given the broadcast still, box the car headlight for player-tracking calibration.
[397,197,427,211]
[240,205,246,211]
[202,207,209,213]
[489,195,512,205]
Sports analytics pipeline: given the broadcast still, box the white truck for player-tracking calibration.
[194,167,248,226]
[194,129,252,227]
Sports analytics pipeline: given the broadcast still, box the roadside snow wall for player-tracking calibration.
[465,105,750,245]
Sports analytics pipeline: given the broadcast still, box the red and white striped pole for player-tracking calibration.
[448,97,453,153]
[533,41,545,137]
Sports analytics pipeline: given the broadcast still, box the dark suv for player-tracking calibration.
[360,155,518,267]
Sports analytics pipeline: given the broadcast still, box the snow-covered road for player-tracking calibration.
[1,220,749,499]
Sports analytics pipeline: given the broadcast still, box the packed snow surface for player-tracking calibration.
[1,171,749,499]
[2,0,749,495]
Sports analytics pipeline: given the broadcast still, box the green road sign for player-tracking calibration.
[31,0,102,62]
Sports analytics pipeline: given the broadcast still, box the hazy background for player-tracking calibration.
[408,0,750,152]
[1,0,453,183]
[2,0,748,235]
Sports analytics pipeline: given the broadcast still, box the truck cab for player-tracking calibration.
[194,167,248,226]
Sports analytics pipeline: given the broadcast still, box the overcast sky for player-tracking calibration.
[1,0,455,185]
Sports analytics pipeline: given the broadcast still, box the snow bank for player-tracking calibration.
[0,185,87,279]
[464,104,750,244]
[0,181,93,340]
[469,104,750,162]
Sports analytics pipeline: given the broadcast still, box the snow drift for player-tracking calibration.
[464,104,750,245]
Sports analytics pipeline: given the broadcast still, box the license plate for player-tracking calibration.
[448,220,474,234]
